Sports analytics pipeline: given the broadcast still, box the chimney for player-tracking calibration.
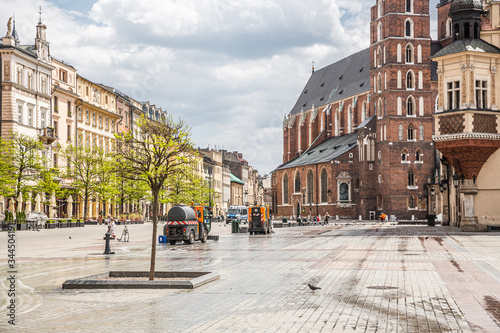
[238,153,243,159]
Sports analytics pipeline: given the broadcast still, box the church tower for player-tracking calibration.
[370,0,436,219]
[35,8,50,63]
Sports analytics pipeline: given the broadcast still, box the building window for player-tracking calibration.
[416,150,422,161]
[294,171,301,193]
[54,96,58,113]
[377,74,382,92]
[378,151,382,160]
[28,108,33,126]
[406,71,414,90]
[67,125,71,141]
[54,121,58,137]
[17,68,23,85]
[362,101,367,122]
[18,105,23,124]
[399,124,404,141]
[111,120,115,132]
[407,96,414,116]
[320,169,328,203]
[377,22,382,42]
[106,117,109,130]
[86,110,90,123]
[406,0,413,13]
[339,183,349,202]
[68,101,72,117]
[99,115,103,128]
[92,112,96,126]
[27,73,33,89]
[78,108,82,121]
[408,170,415,186]
[283,173,289,204]
[405,44,413,63]
[41,110,46,128]
[307,170,313,204]
[419,124,424,140]
[53,154,58,168]
[447,81,460,110]
[409,195,415,208]
[378,175,382,183]
[407,124,415,140]
[401,150,408,161]
[405,20,413,37]
[476,80,488,109]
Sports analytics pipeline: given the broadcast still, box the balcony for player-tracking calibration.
[433,110,500,178]
[38,127,57,145]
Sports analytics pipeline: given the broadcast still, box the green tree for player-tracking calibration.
[163,160,211,206]
[62,144,108,221]
[10,132,46,198]
[0,136,16,198]
[114,114,194,280]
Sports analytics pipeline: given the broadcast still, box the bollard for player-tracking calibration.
[336,215,339,221]
[103,232,115,255]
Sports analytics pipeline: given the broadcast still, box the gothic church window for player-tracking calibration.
[377,99,383,119]
[409,195,415,208]
[307,170,314,204]
[377,22,382,42]
[362,101,367,122]
[283,173,289,204]
[294,171,301,193]
[405,44,413,63]
[408,170,415,186]
[419,124,424,140]
[399,124,404,141]
[407,96,415,116]
[406,0,413,13]
[408,124,415,141]
[377,74,382,92]
[320,169,328,203]
[401,149,408,161]
[397,44,402,62]
[416,150,422,161]
[405,19,413,38]
[406,71,414,90]
[397,71,402,89]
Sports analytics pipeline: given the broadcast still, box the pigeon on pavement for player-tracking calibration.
[308,284,321,292]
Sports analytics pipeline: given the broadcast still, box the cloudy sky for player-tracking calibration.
[3,0,439,174]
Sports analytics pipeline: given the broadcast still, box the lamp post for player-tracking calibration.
[452,172,461,226]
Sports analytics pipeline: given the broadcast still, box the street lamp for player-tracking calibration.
[452,173,460,188]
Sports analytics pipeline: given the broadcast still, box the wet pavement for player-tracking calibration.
[2,222,500,332]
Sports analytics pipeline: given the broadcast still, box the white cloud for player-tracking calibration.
[0,0,440,174]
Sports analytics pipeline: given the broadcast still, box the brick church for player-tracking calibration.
[272,0,458,221]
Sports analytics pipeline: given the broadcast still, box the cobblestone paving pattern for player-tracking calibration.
[2,223,500,332]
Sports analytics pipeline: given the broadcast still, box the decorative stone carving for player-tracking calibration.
[6,17,12,37]
[461,64,468,72]
[491,65,497,74]
[437,68,444,75]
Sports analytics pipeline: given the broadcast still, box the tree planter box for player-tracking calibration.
[58,222,68,228]
[77,222,85,227]
[137,221,144,224]
[69,222,77,228]
[46,223,56,229]
[85,221,98,225]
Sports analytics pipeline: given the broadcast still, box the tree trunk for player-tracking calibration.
[84,188,89,221]
[149,189,159,281]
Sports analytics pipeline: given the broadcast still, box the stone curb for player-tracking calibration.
[62,271,220,289]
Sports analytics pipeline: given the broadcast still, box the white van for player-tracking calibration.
[226,205,248,224]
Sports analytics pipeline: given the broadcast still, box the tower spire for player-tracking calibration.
[312,60,315,74]
[38,6,42,24]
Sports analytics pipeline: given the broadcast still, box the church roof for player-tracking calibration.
[276,132,358,170]
[431,38,500,58]
[289,48,370,116]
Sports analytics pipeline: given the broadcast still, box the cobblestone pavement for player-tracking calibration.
[2,222,500,332]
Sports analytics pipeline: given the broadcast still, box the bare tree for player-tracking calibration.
[114,114,194,280]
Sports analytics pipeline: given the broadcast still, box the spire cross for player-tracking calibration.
[38,6,42,23]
